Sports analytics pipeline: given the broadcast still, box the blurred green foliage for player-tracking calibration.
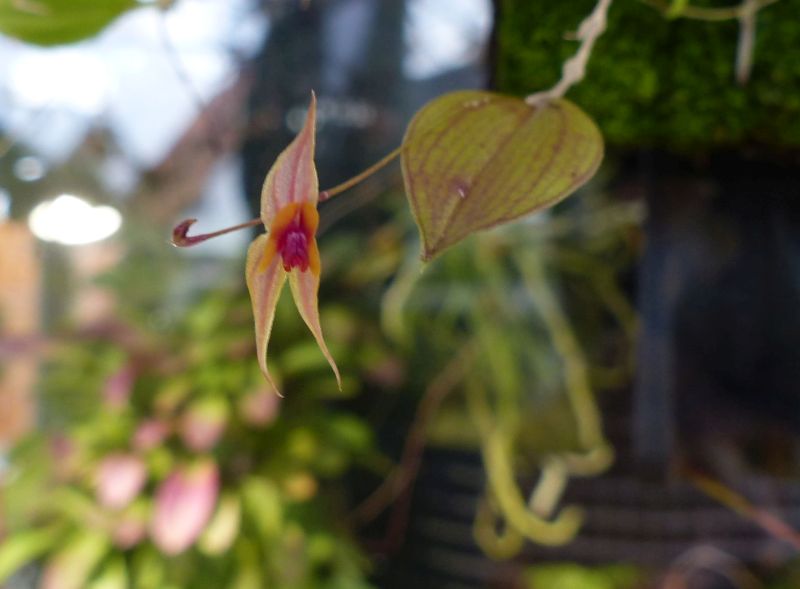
[382,173,639,550]
[496,0,800,149]
[0,0,137,46]
[390,182,638,458]
[524,563,641,589]
[0,217,403,587]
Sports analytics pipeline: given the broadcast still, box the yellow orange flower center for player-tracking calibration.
[261,202,321,276]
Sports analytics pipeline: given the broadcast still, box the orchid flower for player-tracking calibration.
[246,93,341,396]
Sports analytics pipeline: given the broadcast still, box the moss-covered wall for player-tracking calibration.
[495,0,800,150]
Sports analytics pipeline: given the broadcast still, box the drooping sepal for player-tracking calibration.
[246,234,287,395]
[288,267,341,390]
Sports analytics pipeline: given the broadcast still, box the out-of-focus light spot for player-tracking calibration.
[286,106,309,134]
[28,194,122,245]
[403,0,492,80]
[14,156,45,182]
[230,9,269,56]
[0,189,10,221]
[9,50,108,115]
[0,0,268,167]
[286,97,377,133]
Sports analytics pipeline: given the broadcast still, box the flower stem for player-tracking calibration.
[172,146,402,247]
[319,146,402,202]
[526,0,613,105]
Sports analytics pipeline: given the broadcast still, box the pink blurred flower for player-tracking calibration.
[178,398,228,451]
[150,459,219,555]
[103,365,135,410]
[96,453,147,510]
[133,419,170,451]
[239,388,281,427]
[50,433,74,461]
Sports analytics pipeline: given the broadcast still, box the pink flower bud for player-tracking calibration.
[103,365,135,410]
[239,388,280,427]
[96,453,147,510]
[150,460,219,555]
[133,419,170,451]
[178,398,228,451]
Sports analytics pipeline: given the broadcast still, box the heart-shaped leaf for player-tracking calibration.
[401,90,603,261]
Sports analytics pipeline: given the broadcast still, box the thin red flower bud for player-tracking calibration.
[172,217,261,247]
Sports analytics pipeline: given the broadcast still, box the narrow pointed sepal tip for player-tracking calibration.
[287,269,341,392]
[272,387,284,399]
[258,362,283,399]
[332,362,342,392]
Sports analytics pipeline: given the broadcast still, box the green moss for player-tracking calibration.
[496,0,800,149]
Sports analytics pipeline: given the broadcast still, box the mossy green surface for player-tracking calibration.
[495,0,800,150]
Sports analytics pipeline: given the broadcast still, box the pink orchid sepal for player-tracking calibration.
[95,453,147,511]
[245,92,341,396]
[150,459,219,556]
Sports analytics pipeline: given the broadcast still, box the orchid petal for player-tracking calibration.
[246,234,287,395]
[260,93,318,225]
[288,263,341,389]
